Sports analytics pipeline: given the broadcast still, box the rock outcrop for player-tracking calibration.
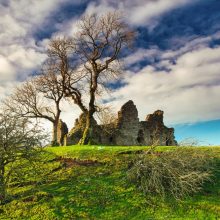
[66,100,177,146]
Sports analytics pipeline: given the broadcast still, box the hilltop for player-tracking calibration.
[0,146,219,220]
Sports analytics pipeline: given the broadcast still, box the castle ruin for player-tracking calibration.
[59,100,177,146]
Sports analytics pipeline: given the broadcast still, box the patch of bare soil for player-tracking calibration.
[55,157,102,168]
[22,196,35,202]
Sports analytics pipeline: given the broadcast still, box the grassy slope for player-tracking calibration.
[0,146,220,220]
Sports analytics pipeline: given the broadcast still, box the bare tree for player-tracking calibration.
[0,108,45,204]
[96,105,117,136]
[47,12,134,144]
[178,137,201,146]
[74,12,134,144]
[47,38,88,113]
[4,72,64,146]
[35,68,65,145]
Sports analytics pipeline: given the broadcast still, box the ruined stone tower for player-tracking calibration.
[65,100,177,146]
[57,119,68,146]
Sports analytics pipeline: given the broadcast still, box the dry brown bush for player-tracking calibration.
[127,148,214,200]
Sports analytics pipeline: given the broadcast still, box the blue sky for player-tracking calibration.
[175,120,220,146]
[0,0,220,145]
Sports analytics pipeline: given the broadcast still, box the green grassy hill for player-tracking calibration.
[1,146,220,220]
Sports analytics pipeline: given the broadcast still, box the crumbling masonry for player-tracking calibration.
[60,100,177,146]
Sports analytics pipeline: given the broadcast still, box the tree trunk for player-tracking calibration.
[0,166,6,204]
[51,121,59,146]
[79,111,95,145]
[79,70,98,145]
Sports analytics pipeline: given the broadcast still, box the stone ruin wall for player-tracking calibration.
[57,119,68,146]
[63,100,177,146]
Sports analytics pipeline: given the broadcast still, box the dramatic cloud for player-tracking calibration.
[124,0,196,26]
[81,0,196,27]
[108,44,220,125]
[0,0,220,143]
[0,55,16,81]
[0,0,71,87]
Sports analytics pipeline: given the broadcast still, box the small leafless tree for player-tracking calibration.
[0,108,45,204]
[96,105,117,136]
[178,137,200,146]
[4,72,64,146]
[35,67,65,145]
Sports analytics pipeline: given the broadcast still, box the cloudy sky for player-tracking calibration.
[0,0,220,145]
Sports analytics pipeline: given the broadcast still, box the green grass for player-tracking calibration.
[0,146,220,220]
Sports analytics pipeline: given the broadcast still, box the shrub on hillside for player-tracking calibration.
[127,148,214,200]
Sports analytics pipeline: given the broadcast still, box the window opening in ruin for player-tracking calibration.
[166,138,170,146]
[137,129,144,144]
[109,137,113,143]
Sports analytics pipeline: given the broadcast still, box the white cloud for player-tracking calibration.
[0,13,27,44]
[0,0,219,132]
[79,0,196,27]
[0,55,16,81]
[125,0,194,26]
[123,47,160,67]
[162,31,220,60]
[106,46,220,125]
[41,1,220,129]
[0,0,70,89]
[0,0,67,45]
[0,81,18,102]
[7,45,46,71]
[60,100,82,130]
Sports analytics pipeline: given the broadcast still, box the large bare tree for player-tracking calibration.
[74,12,134,144]
[48,12,134,144]
[5,71,64,146]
